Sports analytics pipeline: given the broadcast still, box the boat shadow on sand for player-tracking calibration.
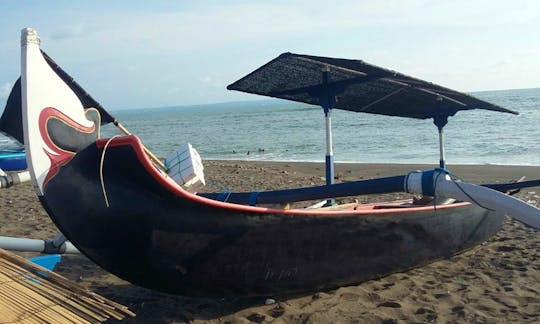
[56,254,286,322]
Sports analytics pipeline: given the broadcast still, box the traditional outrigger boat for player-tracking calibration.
[10,28,540,297]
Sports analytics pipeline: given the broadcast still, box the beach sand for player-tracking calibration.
[1,161,539,323]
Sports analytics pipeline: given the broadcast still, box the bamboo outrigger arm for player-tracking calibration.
[113,120,167,170]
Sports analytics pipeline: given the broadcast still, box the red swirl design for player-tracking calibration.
[38,107,96,186]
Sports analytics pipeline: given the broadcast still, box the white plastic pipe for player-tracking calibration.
[0,170,31,188]
[0,236,79,254]
[0,236,44,252]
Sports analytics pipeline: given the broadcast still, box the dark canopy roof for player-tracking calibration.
[227,52,517,120]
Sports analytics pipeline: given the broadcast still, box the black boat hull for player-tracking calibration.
[42,136,503,296]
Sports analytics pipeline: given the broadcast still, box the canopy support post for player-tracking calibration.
[319,67,337,206]
[323,107,335,206]
[438,127,445,169]
[324,109,334,186]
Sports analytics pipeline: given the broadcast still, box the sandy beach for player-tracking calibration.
[1,160,539,323]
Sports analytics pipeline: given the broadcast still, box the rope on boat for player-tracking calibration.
[216,191,232,202]
[205,179,233,202]
[99,135,120,208]
[432,170,444,213]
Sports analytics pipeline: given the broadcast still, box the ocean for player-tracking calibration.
[2,88,539,166]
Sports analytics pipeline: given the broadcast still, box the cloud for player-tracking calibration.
[328,0,540,27]
[48,2,363,56]
[4,1,537,106]
[198,75,223,88]
[0,82,13,99]
[50,23,87,40]
[57,0,540,60]
[485,60,514,72]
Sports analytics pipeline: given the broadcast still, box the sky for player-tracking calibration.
[0,0,539,110]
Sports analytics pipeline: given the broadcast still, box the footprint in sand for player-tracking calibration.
[377,301,401,308]
[382,282,395,289]
[451,305,466,317]
[496,245,519,252]
[339,292,360,302]
[268,305,285,318]
[246,313,266,322]
[415,307,438,322]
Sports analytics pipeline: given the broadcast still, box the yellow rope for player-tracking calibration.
[99,135,120,208]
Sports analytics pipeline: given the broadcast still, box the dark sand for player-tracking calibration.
[1,161,539,323]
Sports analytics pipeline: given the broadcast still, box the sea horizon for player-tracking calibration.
[107,86,540,113]
[2,87,539,166]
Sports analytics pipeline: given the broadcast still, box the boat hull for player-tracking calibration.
[41,137,503,296]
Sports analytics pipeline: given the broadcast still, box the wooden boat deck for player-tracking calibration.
[0,248,135,323]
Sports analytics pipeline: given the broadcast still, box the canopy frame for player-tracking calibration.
[226,52,519,183]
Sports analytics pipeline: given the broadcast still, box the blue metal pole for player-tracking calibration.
[200,174,407,205]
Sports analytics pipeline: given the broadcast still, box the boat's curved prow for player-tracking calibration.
[20,28,98,195]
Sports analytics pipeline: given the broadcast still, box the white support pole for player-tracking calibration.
[325,110,334,186]
[438,127,446,169]
[0,235,80,254]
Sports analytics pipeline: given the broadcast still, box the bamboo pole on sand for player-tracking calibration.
[0,248,135,323]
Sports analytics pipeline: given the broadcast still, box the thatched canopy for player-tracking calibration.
[228,53,517,120]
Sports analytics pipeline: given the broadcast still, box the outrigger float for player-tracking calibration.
[8,28,539,296]
[0,148,26,171]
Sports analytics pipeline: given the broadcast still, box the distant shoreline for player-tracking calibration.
[108,87,540,112]
[206,158,540,168]
[203,159,540,187]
